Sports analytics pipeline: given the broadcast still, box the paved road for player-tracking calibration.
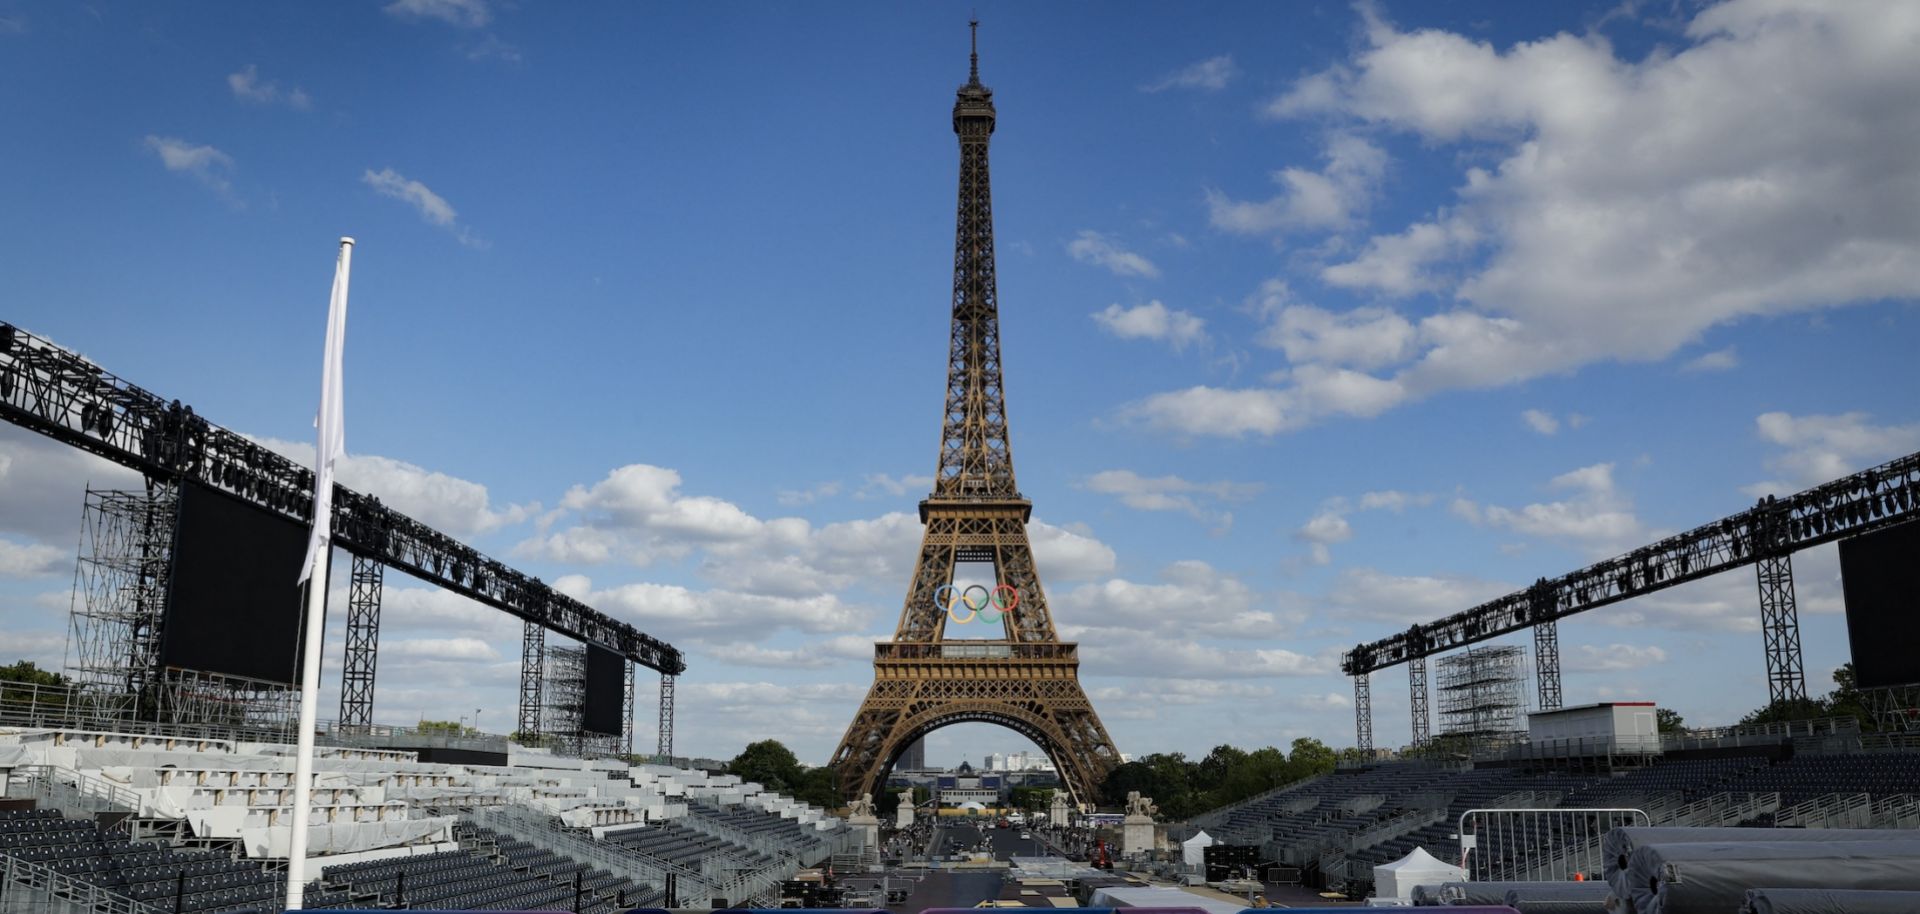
[935,821,1045,861]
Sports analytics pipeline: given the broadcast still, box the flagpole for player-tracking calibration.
[286,236,353,910]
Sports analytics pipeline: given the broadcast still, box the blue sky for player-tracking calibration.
[2,0,1918,767]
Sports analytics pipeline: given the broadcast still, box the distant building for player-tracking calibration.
[938,770,1004,808]
[899,736,926,771]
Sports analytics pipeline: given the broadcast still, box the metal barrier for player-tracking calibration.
[0,852,165,914]
[1458,806,1649,882]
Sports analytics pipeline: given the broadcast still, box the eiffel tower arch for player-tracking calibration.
[830,23,1122,808]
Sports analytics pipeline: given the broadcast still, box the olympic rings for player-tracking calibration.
[936,583,1023,624]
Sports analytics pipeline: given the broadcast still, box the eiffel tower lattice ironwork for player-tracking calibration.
[829,23,1121,808]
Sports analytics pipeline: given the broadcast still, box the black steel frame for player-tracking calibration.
[338,554,384,728]
[0,321,684,675]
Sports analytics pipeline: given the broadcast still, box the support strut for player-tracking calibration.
[1534,619,1563,711]
[658,673,676,760]
[1409,656,1429,748]
[518,621,545,741]
[338,555,384,730]
[622,660,636,756]
[1354,672,1373,754]
[1756,553,1808,705]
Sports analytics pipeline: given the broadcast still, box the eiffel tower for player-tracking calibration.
[829,23,1121,808]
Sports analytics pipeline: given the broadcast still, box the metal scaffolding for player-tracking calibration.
[659,673,676,760]
[1353,672,1372,754]
[1534,619,1562,711]
[1437,645,1529,748]
[1409,656,1430,748]
[622,659,635,756]
[1756,553,1808,704]
[544,645,587,757]
[338,554,384,730]
[518,620,544,740]
[66,486,176,723]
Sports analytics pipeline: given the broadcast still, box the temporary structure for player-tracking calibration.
[1374,846,1466,900]
[1182,829,1215,867]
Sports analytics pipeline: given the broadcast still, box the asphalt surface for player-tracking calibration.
[931,820,1046,861]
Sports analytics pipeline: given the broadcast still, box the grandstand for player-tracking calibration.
[1184,720,1920,898]
[0,724,855,913]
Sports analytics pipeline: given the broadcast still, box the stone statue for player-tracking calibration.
[848,792,875,819]
[897,788,915,808]
[1124,790,1158,818]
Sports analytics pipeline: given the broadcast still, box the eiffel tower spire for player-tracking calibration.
[831,24,1121,809]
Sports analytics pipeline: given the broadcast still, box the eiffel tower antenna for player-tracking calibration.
[969,17,980,83]
[831,24,1121,809]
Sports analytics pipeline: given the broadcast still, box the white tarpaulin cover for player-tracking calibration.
[242,815,453,859]
[1181,829,1214,866]
[1087,885,1243,914]
[1374,846,1465,900]
[1627,840,1920,914]
[1742,887,1920,914]
[1602,827,1920,899]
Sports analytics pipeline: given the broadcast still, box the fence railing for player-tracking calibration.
[0,850,165,914]
[11,764,142,817]
[474,806,708,899]
[1458,806,1650,882]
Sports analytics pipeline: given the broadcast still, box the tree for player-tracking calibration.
[727,739,804,793]
[1655,708,1686,734]
[0,661,65,687]
[416,719,475,736]
[1286,737,1336,780]
[0,660,70,714]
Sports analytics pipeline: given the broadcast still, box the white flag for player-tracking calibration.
[298,238,353,583]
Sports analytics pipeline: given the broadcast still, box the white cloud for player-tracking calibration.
[1457,462,1643,553]
[1068,231,1160,279]
[1143,54,1236,92]
[1563,643,1669,673]
[1056,561,1297,642]
[384,0,491,28]
[1207,134,1387,234]
[1092,301,1206,351]
[855,473,936,499]
[775,481,841,507]
[467,34,521,63]
[1252,282,1416,370]
[384,637,500,661]
[143,136,237,202]
[1083,469,1258,527]
[1291,490,1432,565]
[227,65,311,109]
[1157,3,1920,438]
[1684,346,1740,372]
[0,538,66,577]
[1746,411,1920,493]
[1522,409,1559,435]
[1324,566,1514,624]
[254,437,533,539]
[361,168,485,248]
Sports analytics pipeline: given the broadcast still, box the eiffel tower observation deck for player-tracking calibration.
[829,22,1122,808]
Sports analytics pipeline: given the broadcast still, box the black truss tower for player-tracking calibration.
[658,673,676,759]
[519,621,545,740]
[1534,618,1562,712]
[339,555,384,729]
[1353,671,1372,754]
[1409,656,1430,748]
[1756,554,1808,704]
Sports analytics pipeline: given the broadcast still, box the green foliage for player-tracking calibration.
[1655,708,1686,734]
[416,719,476,736]
[727,739,804,792]
[0,661,66,687]
[1097,738,1339,819]
[1008,786,1054,810]
[1735,664,1875,730]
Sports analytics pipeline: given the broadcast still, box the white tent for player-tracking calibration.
[1373,846,1466,900]
[1182,829,1215,867]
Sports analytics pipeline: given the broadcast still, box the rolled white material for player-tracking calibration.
[1627,840,1920,914]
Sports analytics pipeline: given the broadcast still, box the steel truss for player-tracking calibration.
[1437,645,1528,748]
[0,321,682,676]
[1409,657,1430,748]
[544,645,586,756]
[622,659,635,756]
[1755,554,1808,704]
[519,621,544,741]
[1354,672,1372,754]
[658,673,675,760]
[1534,619,1562,711]
[338,555,384,730]
[67,486,176,722]
[1342,452,1920,676]
[157,669,295,739]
